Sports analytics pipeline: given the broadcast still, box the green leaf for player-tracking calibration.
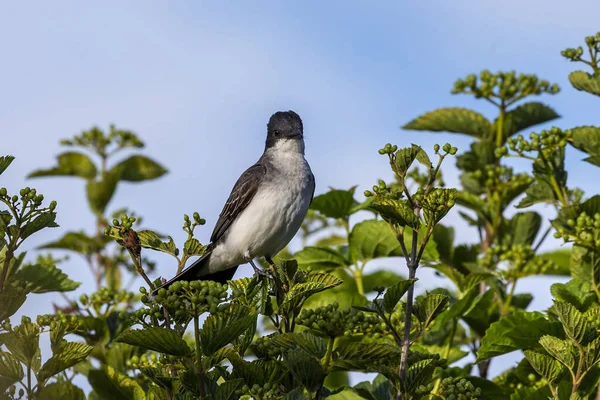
[551,279,595,312]
[383,279,417,313]
[37,382,86,400]
[86,170,120,215]
[29,152,97,179]
[583,155,600,167]
[505,212,542,246]
[477,311,562,362]
[0,323,41,370]
[569,71,600,97]
[524,350,564,383]
[551,301,589,343]
[38,231,103,255]
[294,247,348,270]
[88,366,146,400]
[392,144,423,175]
[279,272,343,316]
[116,327,190,356]
[310,188,358,219]
[200,305,256,356]
[402,107,492,139]
[38,342,93,382]
[403,359,437,392]
[284,349,326,392]
[362,270,405,293]
[494,102,560,140]
[111,155,167,182]
[0,282,27,321]
[569,126,600,158]
[20,212,58,240]
[456,140,496,172]
[538,335,575,370]
[349,220,403,264]
[137,230,178,256]
[353,374,390,400]
[214,379,244,400]
[183,238,206,257]
[332,342,400,371]
[0,155,15,176]
[325,388,371,400]
[0,351,23,393]
[14,263,80,293]
[369,198,420,229]
[270,332,327,358]
[516,181,557,208]
[536,249,572,276]
[412,294,450,328]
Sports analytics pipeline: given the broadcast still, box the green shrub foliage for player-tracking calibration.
[3,33,600,400]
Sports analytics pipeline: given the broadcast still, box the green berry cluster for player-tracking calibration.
[438,377,483,400]
[107,213,137,232]
[504,127,572,158]
[296,303,386,338]
[183,212,206,233]
[0,186,56,217]
[251,335,283,359]
[561,33,600,66]
[36,312,80,331]
[468,165,533,193]
[452,70,559,102]
[378,143,399,155]
[60,125,144,154]
[127,353,165,369]
[418,188,458,218]
[363,179,403,200]
[434,143,458,156]
[77,287,135,314]
[554,212,600,248]
[234,382,282,399]
[4,385,26,400]
[480,244,554,278]
[145,280,228,321]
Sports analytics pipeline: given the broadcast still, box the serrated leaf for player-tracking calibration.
[213,379,244,400]
[14,263,80,293]
[137,230,178,256]
[583,154,600,167]
[403,359,436,392]
[569,71,600,97]
[0,351,23,392]
[353,374,391,400]
[538,335,575,370]
[284,349,326,391]
[569,126,600,157]
[551,279,595,312]
[0,155,15,176]
[111,155,167,182]
[477,311,562,362]
[183,238,206,257]
[332,342,399,371]
[349,220,403,264]
[516,181,557,208]
[369,198,420,229]
[0,324,41,370]
[38,231,103,255]
[393,144,423,175]
[20,212,58,240]
[279,272,343,316]
[402,108,492,138]
[383,279,417,313]
[86,170,120,215]
[0,282,27,321]
[551,301,588,343]
[505,212,542,246]
[36,382,86,400]
[270,332,327,358]
[29,152,97,179]
[310,188,359,219]
[412,294,449,328]
[456,140,496,172]
[493,102,560,140]
[88,366,146,400]
[116,327,190,356]
[524,350,564,383]
[200,305,256,356]
[38,342,93,382]
[294,247,348,270]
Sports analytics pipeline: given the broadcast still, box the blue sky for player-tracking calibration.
[2,0,600,381]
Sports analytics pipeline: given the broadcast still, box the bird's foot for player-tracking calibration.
[249,259,268,280]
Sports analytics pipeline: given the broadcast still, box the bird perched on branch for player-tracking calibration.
[152,110,315,295]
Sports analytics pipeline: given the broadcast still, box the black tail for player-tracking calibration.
[151,251,238,296]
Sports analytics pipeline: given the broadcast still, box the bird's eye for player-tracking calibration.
[272,130,280,136]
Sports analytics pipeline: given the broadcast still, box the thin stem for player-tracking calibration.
[27,364,32,397]
[501,279,517,316]
[399,266,416,381]
[322,337,335,371]
[496,103,505,150]
[193,314,206,398]
[353,269,364,296]
[533,226,552,252]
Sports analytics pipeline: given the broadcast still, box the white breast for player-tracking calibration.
[208,138,314,272]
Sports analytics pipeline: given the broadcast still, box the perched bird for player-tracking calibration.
[152,110,315,295]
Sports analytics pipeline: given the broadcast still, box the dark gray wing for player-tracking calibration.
[308,171,316,204]
[210,162,267,243]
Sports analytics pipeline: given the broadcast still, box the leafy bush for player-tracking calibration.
[2,32,600,400]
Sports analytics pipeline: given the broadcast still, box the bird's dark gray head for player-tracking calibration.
[265,111,303,149]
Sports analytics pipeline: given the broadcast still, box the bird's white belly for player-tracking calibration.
[208,175,313,270]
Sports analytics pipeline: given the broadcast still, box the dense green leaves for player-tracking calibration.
[569,71,600,97]
[402,107,492,139]
[349,220,403,264]
[0,351,24,392]
[37,382,86,400]
[0,283,27,321]
[38,342,94,382]
[294,247,347,270]
[524,350,564,383]
[116,328,191,356]
[15,263,80,293]
[284,349,326,392]
[310,188,359,219]
[412,294,450,329]
[29,152,97,179]
[569,126,600,166]
[111,155,167,182]
[368,198,420,229]
[200,305,256,356]
[551,301,588,343]
[477,311,562,362]
[88,366,146,400]
[383,279,417,313]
